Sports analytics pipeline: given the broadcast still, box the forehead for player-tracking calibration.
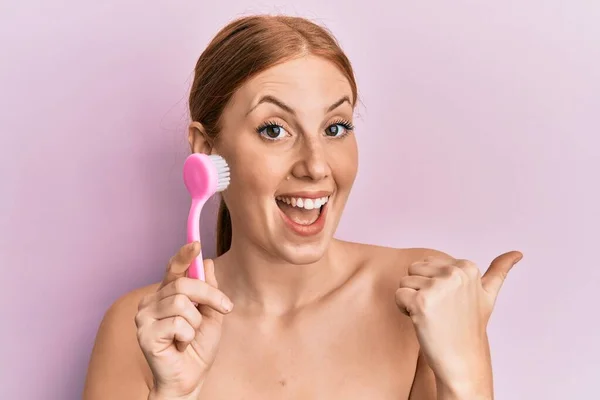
[230,55,353,113]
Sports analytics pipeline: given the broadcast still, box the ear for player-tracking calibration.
[188,121,214,154]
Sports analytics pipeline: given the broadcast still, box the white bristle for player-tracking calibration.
[208,154,231,192]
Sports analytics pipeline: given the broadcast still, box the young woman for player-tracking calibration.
[84,14,523,400]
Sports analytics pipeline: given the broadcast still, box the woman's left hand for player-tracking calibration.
[395,250,523,396]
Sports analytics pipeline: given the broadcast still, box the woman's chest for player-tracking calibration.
[198,303,419,399]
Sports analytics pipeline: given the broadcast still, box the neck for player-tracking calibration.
[216,236,345,316]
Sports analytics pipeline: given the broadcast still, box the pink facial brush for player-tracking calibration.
[183,154,230,281]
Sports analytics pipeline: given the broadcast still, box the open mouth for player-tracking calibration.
[275,195,330,226]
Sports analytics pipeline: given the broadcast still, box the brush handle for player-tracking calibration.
[187,197,206,281]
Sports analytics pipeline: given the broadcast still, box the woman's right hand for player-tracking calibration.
[135,242,233,400]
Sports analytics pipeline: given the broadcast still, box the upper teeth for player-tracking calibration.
[275,196,329,210]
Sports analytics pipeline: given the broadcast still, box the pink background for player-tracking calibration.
[1,1,599,399]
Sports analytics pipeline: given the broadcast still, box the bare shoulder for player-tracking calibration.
[336,240,455,278]
[83,283,159,399]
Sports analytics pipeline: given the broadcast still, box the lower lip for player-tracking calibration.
[278,199,329,237]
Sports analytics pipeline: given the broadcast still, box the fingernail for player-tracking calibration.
[221,297,234,312]
[514,254,523,264]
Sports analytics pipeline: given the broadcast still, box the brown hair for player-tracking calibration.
[188,15,358,256]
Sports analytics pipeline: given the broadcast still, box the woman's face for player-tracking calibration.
[214,55,358,264]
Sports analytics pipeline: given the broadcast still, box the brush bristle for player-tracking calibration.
[208,154,231,192]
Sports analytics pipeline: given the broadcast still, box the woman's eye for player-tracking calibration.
[259,124,288,140]
[325,123,348,137]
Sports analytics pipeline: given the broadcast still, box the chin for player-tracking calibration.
[274,238,333,265]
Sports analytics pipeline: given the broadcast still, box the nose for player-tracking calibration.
[290,136,330,181]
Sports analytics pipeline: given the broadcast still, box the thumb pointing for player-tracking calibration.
[481,251,523,298]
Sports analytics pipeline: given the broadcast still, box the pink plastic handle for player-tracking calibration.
[187,197,206,281]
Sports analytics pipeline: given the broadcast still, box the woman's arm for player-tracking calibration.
[408,348,493,400]
[83,287,155,400]
[408,349,437,400]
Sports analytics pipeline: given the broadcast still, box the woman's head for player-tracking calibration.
[188,15,358,264]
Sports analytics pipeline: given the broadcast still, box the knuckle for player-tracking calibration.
[450,276,462,288]
[134,311,145,328]
[172,315,187,330]
[453,259,480,282]
[447,265,461,276]
[172,294,189,310]
[173,277,187,293]
[446,266,464,282]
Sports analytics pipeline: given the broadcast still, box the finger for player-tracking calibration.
[395,287,418,316]
[204,258,218,289]
[399,275,432,290]
[160,242,201,289]
[423,253,456,263]
[481,251,523,298]
[151,294,203,330]
[148,316,196,353]
[408,258,452,278]
[158,277,233,315]
[198,258,227,321]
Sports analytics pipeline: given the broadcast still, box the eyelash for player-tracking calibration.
[255,120,283,138]
[255,119,355,141]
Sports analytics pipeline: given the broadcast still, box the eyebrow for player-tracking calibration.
[246,95,352,116]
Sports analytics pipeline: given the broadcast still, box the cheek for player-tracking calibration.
[331,139,358,188]
[218,135,264,189]
[226,145,286,198]
[224,153,283,227]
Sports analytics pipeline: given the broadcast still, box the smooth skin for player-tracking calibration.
[84,55,522,400]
